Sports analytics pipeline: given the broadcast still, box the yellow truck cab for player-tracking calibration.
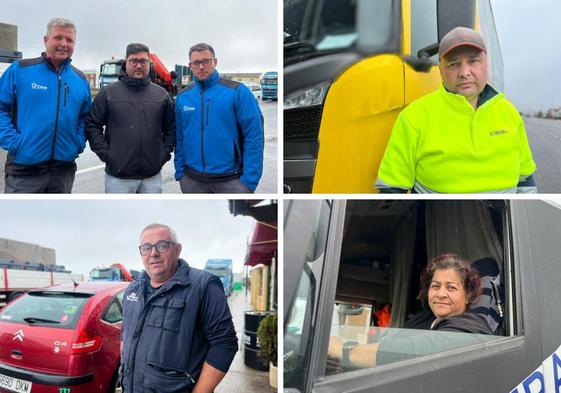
[284,0,504,193]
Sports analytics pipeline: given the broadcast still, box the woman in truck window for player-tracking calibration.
[328,254,493,368]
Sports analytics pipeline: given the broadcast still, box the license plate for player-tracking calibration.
[0,372,32,393]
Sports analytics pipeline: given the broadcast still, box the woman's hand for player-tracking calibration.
[327,336,343,359]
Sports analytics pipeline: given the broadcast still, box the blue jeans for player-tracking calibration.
[105,172,163,193]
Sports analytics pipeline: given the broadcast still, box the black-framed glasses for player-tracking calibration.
[128,58,150,66]
[139,240,176,255]
[189,58,215,67]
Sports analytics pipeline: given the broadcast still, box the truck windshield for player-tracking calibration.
[102,64,121,76]
[91,268,117,280]
[0,292,91,329]
[205,268,229,277]
[284,0,395,62]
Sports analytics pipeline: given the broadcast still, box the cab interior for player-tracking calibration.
[335,200,507,334]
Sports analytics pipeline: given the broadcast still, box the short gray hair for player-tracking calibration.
[140,223,178,243]
[189,42,215,59]
[46,18,76,35]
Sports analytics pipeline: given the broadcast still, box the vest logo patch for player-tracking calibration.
[126,292,138,302]
[183,105,195,112]
[31,82,48,90]
[489,129,508,136]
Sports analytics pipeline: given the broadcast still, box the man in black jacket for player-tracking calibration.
[86,43,175,193]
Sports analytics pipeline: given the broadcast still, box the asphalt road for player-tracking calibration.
[524,117,561,193]
[72,100,278,194]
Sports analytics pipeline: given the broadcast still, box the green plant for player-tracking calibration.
[257,313,278,367]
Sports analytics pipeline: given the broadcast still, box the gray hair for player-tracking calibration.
[189,42,215,58]
[140,223,178,243]
[126,43,150,58]
[46,18,76,35]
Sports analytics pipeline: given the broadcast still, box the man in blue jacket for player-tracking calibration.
[175,43,264,193]
[0,18,91,193]
[121,223,238,393]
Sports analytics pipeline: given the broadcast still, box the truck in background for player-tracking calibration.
[89,263,140,282]
[99,58,123,89]
[204,259,234,296]
[99,53,190,95]
[0,260,83,308]
[260,71,278,101]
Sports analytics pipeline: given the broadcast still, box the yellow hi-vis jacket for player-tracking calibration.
[376,84,536,193]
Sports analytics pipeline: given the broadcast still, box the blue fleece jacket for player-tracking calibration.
[0,55,91,166]
[174,70,264,190]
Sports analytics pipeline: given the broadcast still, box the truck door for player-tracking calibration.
[285,199,559,393]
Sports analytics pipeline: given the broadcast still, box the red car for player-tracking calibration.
[0,281,129,393]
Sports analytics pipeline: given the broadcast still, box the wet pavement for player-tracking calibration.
[217,288,275,393]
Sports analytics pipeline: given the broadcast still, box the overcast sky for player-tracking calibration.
[492,0,561,112]
[0,0,278,73]
[0,199,263,278]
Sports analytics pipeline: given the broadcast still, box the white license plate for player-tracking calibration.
[0,372,32,393]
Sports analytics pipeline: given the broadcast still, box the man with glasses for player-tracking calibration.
[0,17,91,193]
[175,42,264,193]
[86,43,175,193]
[121,223,238,393]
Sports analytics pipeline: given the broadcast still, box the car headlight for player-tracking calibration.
[284,82,331,110]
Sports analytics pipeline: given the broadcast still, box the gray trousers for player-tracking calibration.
[4,166,76,193]
[179,176,253,194]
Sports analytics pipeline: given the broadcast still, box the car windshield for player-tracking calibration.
[0,292,91,329]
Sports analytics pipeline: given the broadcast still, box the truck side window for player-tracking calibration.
[411,0,438,62]
[285,201,332,390]
[323,200,508,375]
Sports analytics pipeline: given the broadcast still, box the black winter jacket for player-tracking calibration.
[86,73,175,179]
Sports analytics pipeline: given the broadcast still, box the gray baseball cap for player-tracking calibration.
[439,27,487,58]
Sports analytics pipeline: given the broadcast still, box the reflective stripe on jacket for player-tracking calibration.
[376,84,536,193]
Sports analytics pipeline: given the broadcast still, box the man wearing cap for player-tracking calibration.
[376,26,537,193]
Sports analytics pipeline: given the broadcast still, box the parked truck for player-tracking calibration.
[99,53,187,95]
[284,0,504,193]
[284,199,561,393]
[260,71,278,101]
[204,259,234,296]
[99,58,123,88]
[89,263,139,282]
[0,260,83,308]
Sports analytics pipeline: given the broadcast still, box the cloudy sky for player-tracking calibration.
[0,0,278,73]
[0,199,264,277]
[492,0,561,112]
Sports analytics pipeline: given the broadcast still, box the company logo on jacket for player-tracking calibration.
[126,292,139,302]
[183,105,195,112]
[31,82,48,90]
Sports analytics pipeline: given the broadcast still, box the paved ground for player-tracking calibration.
[217,288,275,393]
[72,100,278,194]
[524,117,561,193]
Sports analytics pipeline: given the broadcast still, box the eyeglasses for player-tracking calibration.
[127,58,150,66]
[189,58,215,67]
[139,240,176,255]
